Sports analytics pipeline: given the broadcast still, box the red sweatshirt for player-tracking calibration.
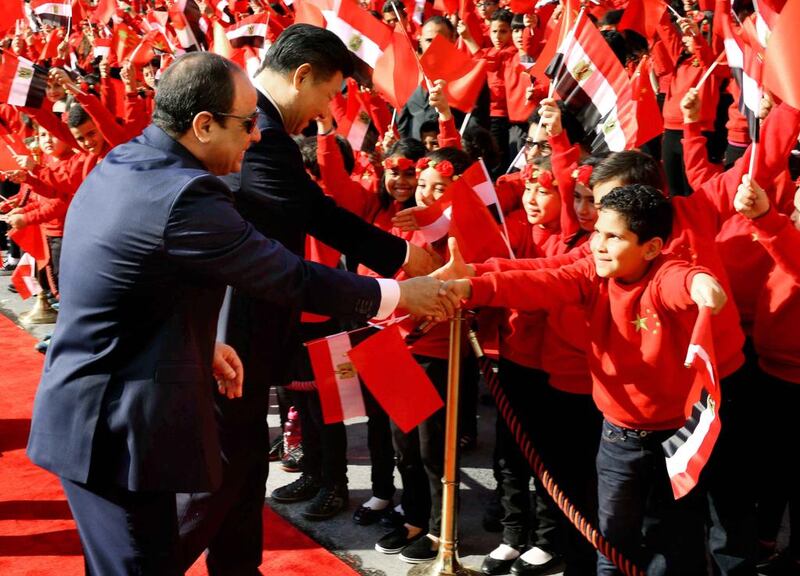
[469,255,713,430]
[475,45,517,118]
[748,208,800,384]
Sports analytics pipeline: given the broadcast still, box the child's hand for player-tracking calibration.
[441,278,473,302]
[690,273,728,314]
[680,87,701,123]
[431,237,476,281]
[429,80,452,121]
[392,205,424,231]
[734,174,770,220]
[538,98,562,137]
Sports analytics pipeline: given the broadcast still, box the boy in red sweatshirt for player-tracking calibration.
[444,184,728,575]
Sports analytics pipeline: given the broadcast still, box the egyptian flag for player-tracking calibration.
[308,330,369,424]
[0,54,47,108]
[338,80,380,154]
[10,253,41,301]
[414,189,453,244]
[545,12,637,153]
[719,10,762,142]
[662,307,722,499]
[213,0,235,24]
[322,0,393,69]
[93,37,111,59]
[226,13,269,48]
[168,0,207,51]
[31,0,71,27]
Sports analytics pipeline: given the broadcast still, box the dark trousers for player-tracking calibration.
[295,389,348,488]
[495,359,600,575]
[661,128,717,196]
[596,420,707,576]
[390,355,449,533]
[702,365,758,575]
[62,477,181,576]
[363,383,396,500]
[490,116,511,179]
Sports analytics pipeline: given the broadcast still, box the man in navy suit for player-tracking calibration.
[26,52,454,575]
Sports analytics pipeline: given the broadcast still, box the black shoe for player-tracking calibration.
[399,535,438,564]
[510,549,565,576]
[8,283,17,293]
[0,260,17,276]
[375,526,424,555]
[353,502,391,526]
[270,474,320,503]
[481,547,526,575]
[301,485,348,521]
[34,339,49,354]
[379,507,406,528]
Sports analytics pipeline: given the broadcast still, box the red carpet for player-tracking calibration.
[0,315,358,576]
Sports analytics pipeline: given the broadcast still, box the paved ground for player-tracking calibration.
[0,271,788,576]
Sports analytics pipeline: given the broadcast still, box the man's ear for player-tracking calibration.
[642,236,664,261]
[291,63,314,90]
[191,111,215,144]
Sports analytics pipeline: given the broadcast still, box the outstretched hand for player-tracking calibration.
[431,237,476,281]
[392,205,424,231]
[398,276,461,322]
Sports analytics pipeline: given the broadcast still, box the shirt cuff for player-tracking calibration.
[375,278,401,320]
[403,241,411,266]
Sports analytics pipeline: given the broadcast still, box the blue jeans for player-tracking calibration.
[596,420,707,576]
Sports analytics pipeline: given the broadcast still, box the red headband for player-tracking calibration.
[571,165,593,188]
[382,157,416,171]
[521,164,556,190]
[416,157,455,179]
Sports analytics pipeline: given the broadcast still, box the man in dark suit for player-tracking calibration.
[176,24,450,576]
[26,52,453,575]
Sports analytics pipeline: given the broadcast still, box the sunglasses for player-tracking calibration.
[212,110,260,134]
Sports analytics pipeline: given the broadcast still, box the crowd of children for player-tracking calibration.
[1,0,799,574]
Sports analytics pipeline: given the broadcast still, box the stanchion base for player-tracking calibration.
[407,554,482,576]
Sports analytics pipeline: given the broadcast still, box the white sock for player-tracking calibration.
[361,496,390,510]
[519,546,553,565]
[426,533,439,544]
[489,543,521,561]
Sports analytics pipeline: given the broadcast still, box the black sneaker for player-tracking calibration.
[375,526,424,554]
[270,474,320,503]
[399,535,439,564]
[379,507,406,528]
[353,502,391,526]
[0,259,17,276]
[301,485,349,521]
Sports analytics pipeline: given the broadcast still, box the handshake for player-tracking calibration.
[396,238,477,321]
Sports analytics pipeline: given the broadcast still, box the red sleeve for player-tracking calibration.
[316,133,372,216]
[468,255,594,310]
[696,102,800,226]
[26,153,86,200]
[71,89,128,148]
[655,11,682,70]
[653,260,712,312]
[748,207,800,281]
[22,107,79,150]
[549,130,581,237]
[682,122,723,191]
[19,196,68,226]
[123,93,150,139]
[437,116,462,149]
[473,242,592,274]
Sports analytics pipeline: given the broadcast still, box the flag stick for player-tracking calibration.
[505,146,526,174]
[479,158,516,259]
[748,136,757,178]
[459,112,472,136]
[389,108,397,132]
[694,51,726,91]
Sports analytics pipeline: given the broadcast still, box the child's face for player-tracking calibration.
[421,131,439,152]
[46,79,65,103]
[791,186,800,231]
[522,180,560,228]
[490,21,512,49]
[37,126,68,158]
[384,157,417,203]
[590,208,661,283]
[477,0,499,20]
[415,166,451,207]
[512,27,525,51]
[573,182,597,231]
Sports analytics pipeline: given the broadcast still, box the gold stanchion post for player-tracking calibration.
[409,310,480,576]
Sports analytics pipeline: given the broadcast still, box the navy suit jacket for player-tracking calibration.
[27,125,382,492]
[223,93,408,391]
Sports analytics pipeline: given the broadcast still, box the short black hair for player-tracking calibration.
[490,8,513,24]
[299,135,355,179]
[419,119,440,137]
[152,52,240,136]
[386,138,427,161]
[599,184,673,244]
[426,147,472,176]
[382,0,406,14]
[259,24,354,81]
[598,8,623,27]
[511,14,526,30]
[589,150,664,190]
[67,103,91,129]
[601,29,628,66]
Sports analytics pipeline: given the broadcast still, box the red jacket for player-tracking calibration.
[475,45,517,118]
[469,255,713,430]
[748,208,800,384]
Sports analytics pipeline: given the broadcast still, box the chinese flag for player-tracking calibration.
[763,0,800,110]
[9,225,48,268]
[0,1,25,36]
[348,325,444,433]
[373,25,421,110]
[449,176,510,263]
[420,35,488,112]
[617,0,665,40]
[504,54,535,123]
[631,56,663,146]
[111,22,141,63]
[91,0,117,23]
